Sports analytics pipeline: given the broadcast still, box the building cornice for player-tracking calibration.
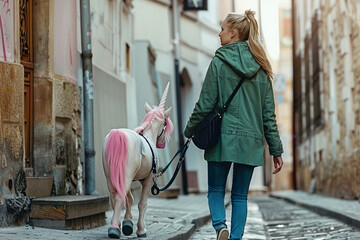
[180,39,214,58]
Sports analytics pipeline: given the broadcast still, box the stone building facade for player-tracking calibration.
[0,0,82,226]
[0,0,137,226]
[293,0,360,199]
[0,0,28,226]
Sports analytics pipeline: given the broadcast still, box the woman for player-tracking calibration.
[184,10,284,240]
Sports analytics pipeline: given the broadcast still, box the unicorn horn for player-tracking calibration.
[158,82,170,110]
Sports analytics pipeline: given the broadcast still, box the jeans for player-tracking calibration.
[207,161,254,240]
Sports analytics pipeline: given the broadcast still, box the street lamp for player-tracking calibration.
[183,0,208,11]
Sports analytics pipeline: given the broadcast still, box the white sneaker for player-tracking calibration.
[217,227,229,240]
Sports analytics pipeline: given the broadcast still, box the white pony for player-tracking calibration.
[102,83,174,238]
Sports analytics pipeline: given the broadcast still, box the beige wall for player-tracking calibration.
[133,0,171,52]
[93,66,127,196]
[88,0,136,195]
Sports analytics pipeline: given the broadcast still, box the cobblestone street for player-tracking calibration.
[190,195,360,239]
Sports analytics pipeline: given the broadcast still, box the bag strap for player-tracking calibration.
[218,77,245,115]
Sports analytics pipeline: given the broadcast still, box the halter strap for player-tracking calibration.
[157,121,167,139]
[139,134,157,175]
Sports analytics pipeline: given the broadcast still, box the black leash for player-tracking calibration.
[151,138,191,195]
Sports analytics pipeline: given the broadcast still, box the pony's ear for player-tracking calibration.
[145,102,152,113]
[164,106,172,118]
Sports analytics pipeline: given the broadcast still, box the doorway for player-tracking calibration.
[20,0,34,173]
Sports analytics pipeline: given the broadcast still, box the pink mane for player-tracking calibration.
[135,108,174,141]
[164,117,174,141]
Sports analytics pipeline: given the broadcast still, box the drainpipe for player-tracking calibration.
[291,0,297,190]
[172,0,188,195]
[80,0,96,195]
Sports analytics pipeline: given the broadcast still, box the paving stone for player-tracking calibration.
[189,195,360,240]
[1,192,360,240]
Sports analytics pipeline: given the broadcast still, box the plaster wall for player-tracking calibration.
[133,0,171,52]
[92,65,127,196]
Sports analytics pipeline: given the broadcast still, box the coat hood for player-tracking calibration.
[215,41,260,78]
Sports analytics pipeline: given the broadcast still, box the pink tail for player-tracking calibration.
[105,129,128,202]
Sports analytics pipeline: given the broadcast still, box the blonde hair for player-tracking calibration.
[224,10,273,80]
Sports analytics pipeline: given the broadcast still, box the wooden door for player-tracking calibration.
[20,0,33,170]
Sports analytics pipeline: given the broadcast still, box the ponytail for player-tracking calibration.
[224,10,273,80]
[245,10,273,80]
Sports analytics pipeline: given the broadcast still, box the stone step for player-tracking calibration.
[26,177,53,198]
[29,195,109,230]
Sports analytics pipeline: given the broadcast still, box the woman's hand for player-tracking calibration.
[272,156,283,174]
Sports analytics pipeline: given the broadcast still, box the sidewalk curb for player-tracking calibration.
[270,191,360,230]
[167,224,196,240]
[166,194,231,240]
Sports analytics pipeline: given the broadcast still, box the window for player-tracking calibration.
[294,54,303,141]
[312,12,321,127]
[183,0,208,11]
[148,46,156,87]
[126,43,130,72]
[304,36,311,133]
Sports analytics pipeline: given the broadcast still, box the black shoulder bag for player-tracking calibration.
[192,77,245,150]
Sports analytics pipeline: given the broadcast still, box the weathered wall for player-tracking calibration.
[316,0,360,199]
[294,0,360,199]
[53,79,82,195]
[0,64,23,161]
[0,62,29,226]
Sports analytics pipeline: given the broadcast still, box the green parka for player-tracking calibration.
[184,41,283,166]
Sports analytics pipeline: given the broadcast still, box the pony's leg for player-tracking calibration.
[105,178,117,222]
[104,178,123,228]
[109,188,116,210]
[105,179,123,238]
[107,193,124,238]
[111,192,124,229]
[136,176,152,237]
[124,191,133,220]
[122,191,134,236]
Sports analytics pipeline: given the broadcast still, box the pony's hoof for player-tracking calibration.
[122,220,133,236]
[137,232,147,238]
[108,227,121,238]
